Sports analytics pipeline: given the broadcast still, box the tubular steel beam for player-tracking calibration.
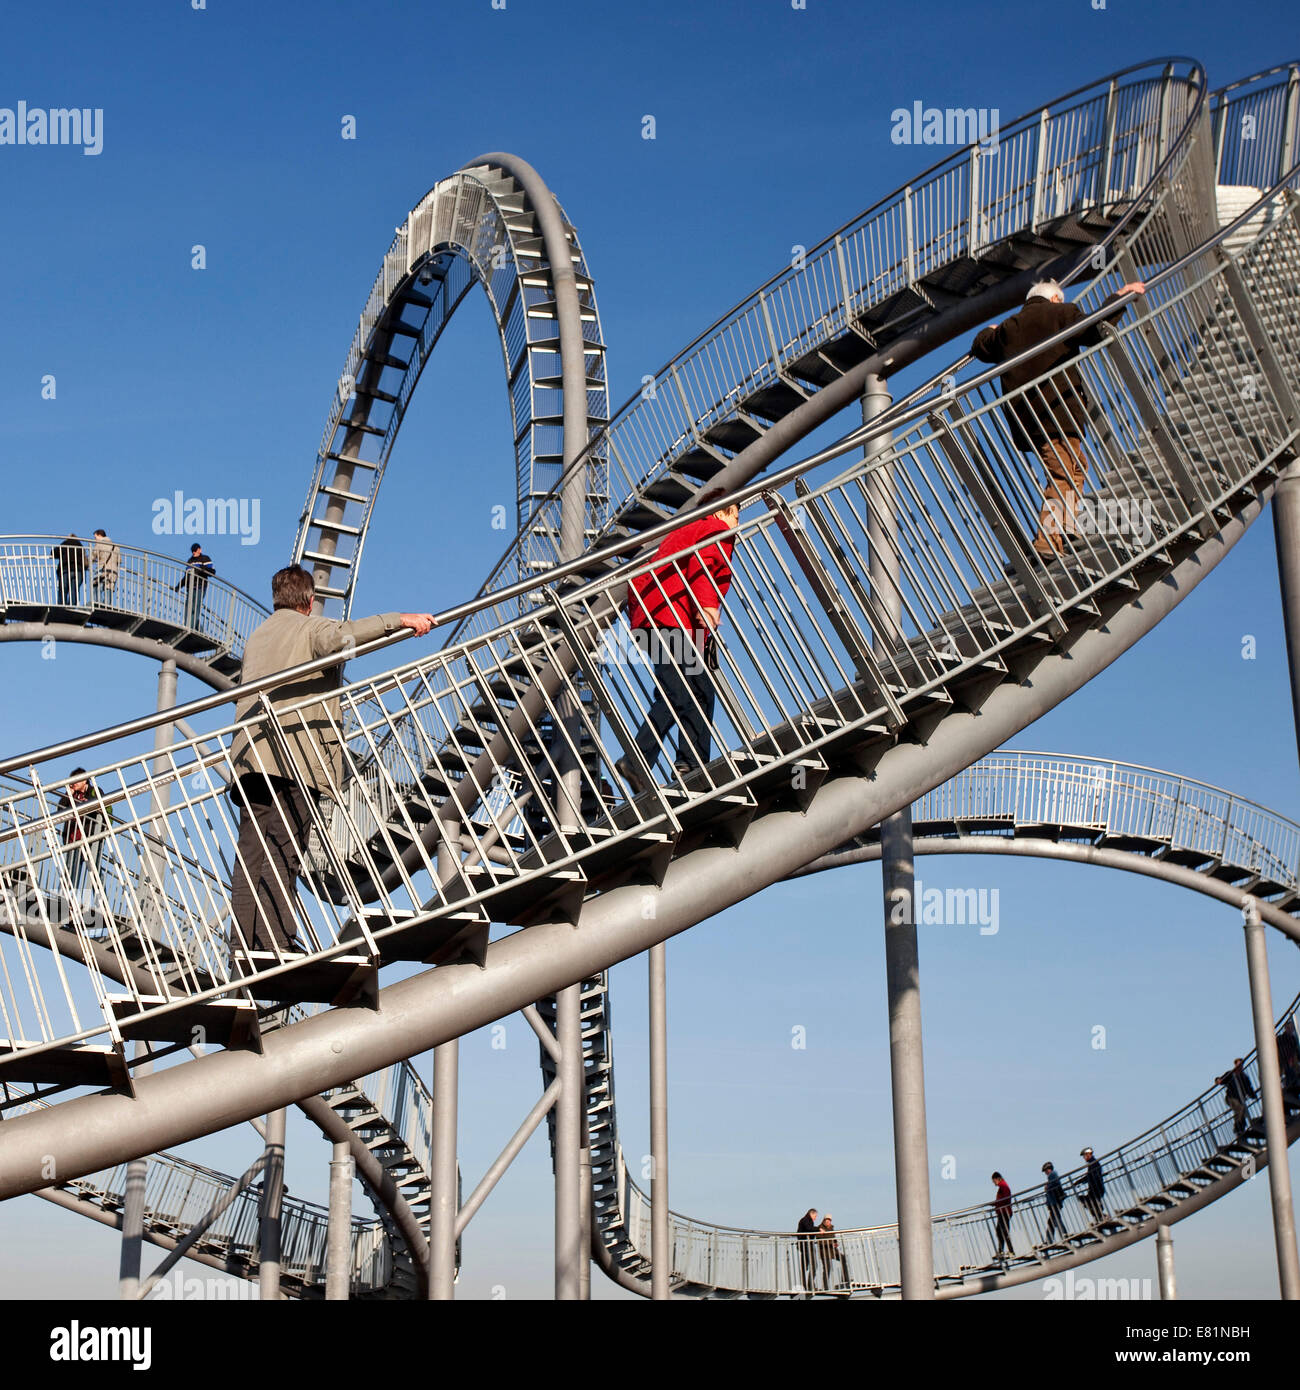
[0,499,1273,1203]
[1273,458,1300,765]
[259,1107,286,1300]
[555,984,584,1300]
[429,1040,459,1301]
[455,1078,561,1239]
[865,374,935,1301]
[0,623,234,691]
[1156,1224,1177,1300]
[1242,903,1300,1299]
[326,1140,354,1301]
[649,941,670,1301]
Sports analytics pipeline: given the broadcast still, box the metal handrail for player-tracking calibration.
[609,990,1300,1294]
[11,143,1286,787]
[0,535,268,664]
[0,110,1292,1081]
[10,1091,394,1297]
[452,59,1207,631]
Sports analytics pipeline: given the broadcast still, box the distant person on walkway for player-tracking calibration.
[1041,1161,1068,1245]
[794,1208,818,1295]
[52,533,85,606]
[615,503,738,792]
[1218,1059,1257,1136]
[1078,1146,1106,1223]
[818,1214,844,1291]
[228,564,434,955]
[177,543,215,630]
[1278,1020,1300,1110]
[971,278,1146,560]
[90,529,120,604]
[991,1172,1015,1259]
[55,767,105,904]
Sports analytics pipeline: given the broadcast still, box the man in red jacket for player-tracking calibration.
[615,502,739,792]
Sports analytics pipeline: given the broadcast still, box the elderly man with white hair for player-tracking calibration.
[971,276,1145,560]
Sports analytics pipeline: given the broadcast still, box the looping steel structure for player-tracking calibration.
[2,57,1300,1300]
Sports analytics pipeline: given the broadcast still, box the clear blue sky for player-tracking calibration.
[1,0,1299,1301]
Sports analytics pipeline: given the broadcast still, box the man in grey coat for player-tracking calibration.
[228,564,434,954]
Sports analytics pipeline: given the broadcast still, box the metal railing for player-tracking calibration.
[1212,61,1300,190]
[293,165,610,612]
[913,752,1300,890]
[6,1091,394,1297]
[0,536,266,667]
[0,160,1294,1074]
[615,994,1299,1295]
[453,59,1207,641]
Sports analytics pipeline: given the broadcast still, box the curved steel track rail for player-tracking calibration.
[0,535,267,682]
[587,750,1300,1296]
[292,155,609,616]
[0,61,1296,1307]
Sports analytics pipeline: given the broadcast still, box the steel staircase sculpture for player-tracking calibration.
[19,1093,393,1299]
[546,59,1300,1296]
[0,141,1297,1176]
[585,750,1300,1295]
[0,59,1297,1306]
[292,156,611,614]
[0,536,266,682]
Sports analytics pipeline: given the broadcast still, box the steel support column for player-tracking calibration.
[649,940,670,1300]
[1273,460,1300,762]
[864,374,935,1300]
[258,1106,286,1300]
[1242,902,1300,1299]
[326,1140,354,1301]
[429,1039,459,1300]
[120,657,177,1296]
[555,983,584,1299]
[1156,1224,1176,1300]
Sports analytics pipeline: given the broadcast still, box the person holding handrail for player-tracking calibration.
[227,564,434,956]
[990,1171,1015,1262]
[971,277,1145,561]
[52,533,86,607]
[1040,1160,1068,1246]
[793,1207,819,1297]
[817,1213,844,1292]
[90,529,120,605]
[176,543,216,631]
[615,502,739,792]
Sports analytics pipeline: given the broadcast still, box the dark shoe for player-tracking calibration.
[673,759,695,780]
[614,755,649,795]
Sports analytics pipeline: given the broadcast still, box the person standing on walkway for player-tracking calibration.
[90,529,120,605]
[991,1172,1015,1260]
[55,767,106,909]
[817,1214,844,1292]
[794,1207,819,1296]
[971,279,1145,560]
[177,543,215,630]
[1277,1020,1300,1110]
[615,503,739,791]
[1078,1146,1106,1223]
[1218,1059,1257,1136]
[227,564,434,955]
[1041,1161,1068,1245]
[52,533,85,606]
